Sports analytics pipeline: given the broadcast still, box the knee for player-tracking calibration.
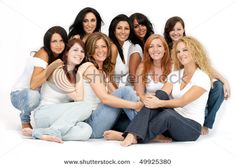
[80,123,93,141]
[28,90,41,109]
[213,80,224,93]
[155,90,169,100]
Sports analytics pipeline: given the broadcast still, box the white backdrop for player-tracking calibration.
[0,0,235,167]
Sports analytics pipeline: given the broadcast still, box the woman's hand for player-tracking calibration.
[143,94,163,109]
[135,101,144,112]
[223,80,231,100]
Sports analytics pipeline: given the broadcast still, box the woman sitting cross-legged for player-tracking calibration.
[119,36,214,146]
[22,38,93,143]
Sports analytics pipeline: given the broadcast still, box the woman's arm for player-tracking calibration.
[85,65,143,112]
[129,53,142,86]
[134,63,146,101]
[212,67,230,99]
[110,43,118,88]
[144,85,206,109]
[30,49,63,89]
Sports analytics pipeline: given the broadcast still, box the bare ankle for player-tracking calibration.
[22,122,32,129]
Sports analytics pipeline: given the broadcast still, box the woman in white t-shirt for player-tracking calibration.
[121,36,214,146]
[10,26,68,129]
[104,34,172,139]
[108,14,132,88]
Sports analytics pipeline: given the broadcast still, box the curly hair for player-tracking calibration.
[171,36,214,81]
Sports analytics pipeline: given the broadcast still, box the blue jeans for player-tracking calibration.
[10,89,40,123]
[204,80,224,129]
[33,101,93,141]
[87,86,139,138]
[123,90,201,142]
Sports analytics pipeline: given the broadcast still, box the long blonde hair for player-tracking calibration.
[171,36,214,80]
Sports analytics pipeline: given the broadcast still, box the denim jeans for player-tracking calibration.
[33,101,93,141]
[123,90,201,143]
[87,86,139,138]
[204,80,224,128]
[10,89,40,123]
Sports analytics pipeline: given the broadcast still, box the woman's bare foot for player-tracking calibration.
[121,133,137,147]
[40,135,64,144]
[152,134,172,143]
[22,122,32,129]
[103,130,124,141]
[22,128,33,136]
[201,126,209,135]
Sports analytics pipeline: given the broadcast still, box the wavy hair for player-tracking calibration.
[172,36,214,80]
[85,32,112,75]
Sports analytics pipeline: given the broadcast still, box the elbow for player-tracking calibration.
[30,82,38,90]
[100,96,110,105]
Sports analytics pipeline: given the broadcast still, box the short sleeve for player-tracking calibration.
[33,57,48,69]
[128,44,143,58]
[191,69,211,92]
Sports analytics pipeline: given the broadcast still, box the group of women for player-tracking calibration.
[10,7,230,146]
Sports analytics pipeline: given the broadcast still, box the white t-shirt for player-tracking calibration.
[114,40,132,87]
[12,57,48,91]
[146,75,164,93]
[168,68,211,125]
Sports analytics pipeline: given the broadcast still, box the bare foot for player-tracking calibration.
[40,135,64,143]
[121,133,137,147]
[103,130,124,141]
[22,128,33,136]
[22,122,32,129]
[201,126,209,135]
[152,134,172,143]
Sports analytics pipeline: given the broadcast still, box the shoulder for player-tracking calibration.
[194,69,210,81]
[111,43,118,51]
[33,48,48,62]
[129,44,142,56]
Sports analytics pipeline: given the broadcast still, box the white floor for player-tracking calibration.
[0,93,236,167]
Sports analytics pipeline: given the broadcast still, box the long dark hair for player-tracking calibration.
[129,13,154,50]
[108,14,132,63]
[43,26,68,64]
[68,7,103,39]
[164,16,186,49]
[62,38,85,83]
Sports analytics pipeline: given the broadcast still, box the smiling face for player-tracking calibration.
[176,42,194,66]
[114,21,130,44]
[50,33,65,56]
[83,12,97,35]
[169,22,185,42]
[148,38,165,61]
[67,43,85,67]
[92,38,108,66]
[133,19,147,41]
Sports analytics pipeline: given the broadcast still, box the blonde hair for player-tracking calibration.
[171,36,214,81]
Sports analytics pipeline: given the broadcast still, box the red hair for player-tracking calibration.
[142,34,172,83]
